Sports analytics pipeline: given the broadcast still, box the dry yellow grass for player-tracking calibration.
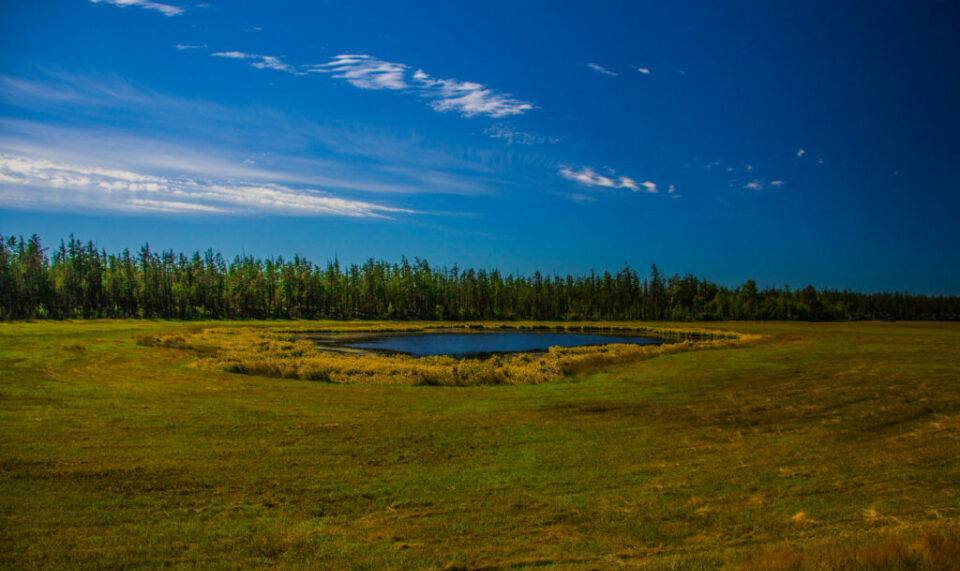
[137,322,760,386]
[740,523,960,570]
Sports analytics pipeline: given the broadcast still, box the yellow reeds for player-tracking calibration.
[139,323,760,386]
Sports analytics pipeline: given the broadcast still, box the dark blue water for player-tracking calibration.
[344,330,664,358]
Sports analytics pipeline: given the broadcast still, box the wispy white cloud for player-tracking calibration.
[558,166,640,191]
[90,0,184,17]
[211,51,301,74]
[0,72,518,209]
[412,69,534,118]
[667,184,676,193]
[0,118,501,199]
[175,44,205,51]
[213,50,258,59]
[313,55,534,117]
[484,124,558,145]
[0,73,162,108]
[636,67,651,75]
[0,153,412,218]
[308,54,408,90]
[207,51,535,118]
[248,56,297,73]
[797,148,806,157]
[587,63,618,77]
[639,181,658,193]
[696,158,791,195]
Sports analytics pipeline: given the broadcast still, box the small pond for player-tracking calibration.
[340,330,665,358]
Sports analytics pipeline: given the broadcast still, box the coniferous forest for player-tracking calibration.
[1,234,956,321]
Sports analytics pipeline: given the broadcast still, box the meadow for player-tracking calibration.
[1,320,959,568]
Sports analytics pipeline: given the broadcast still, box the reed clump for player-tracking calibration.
[143,323,758,386]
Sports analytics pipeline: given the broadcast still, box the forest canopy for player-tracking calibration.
[1,234,956,321]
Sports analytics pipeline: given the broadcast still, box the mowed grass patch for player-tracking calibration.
[0,320,958,568]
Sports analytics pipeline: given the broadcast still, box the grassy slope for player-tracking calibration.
[1,320,958,569]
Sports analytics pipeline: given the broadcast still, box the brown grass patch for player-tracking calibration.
[740,524,960,570]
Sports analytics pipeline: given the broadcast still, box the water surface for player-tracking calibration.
[343,330,664,358]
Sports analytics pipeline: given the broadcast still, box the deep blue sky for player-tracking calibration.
[1,1,958,293]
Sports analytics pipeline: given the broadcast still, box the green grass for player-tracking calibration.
[1,320,959,568]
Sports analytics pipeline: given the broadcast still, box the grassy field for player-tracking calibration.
[1,320,959,569]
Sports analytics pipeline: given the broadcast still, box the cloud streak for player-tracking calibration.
[212,51,300,74]
[558,166,640,191]
[309,54,408,90]
[412,69,534,118]
[0,75,507,199]
[0,73,165,109]
[484,124,558,145]
[0,153,412,218]
[90,0,184,17]
[587,63,618,76]
[207,51,535,118]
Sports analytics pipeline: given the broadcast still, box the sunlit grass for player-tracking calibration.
[1,320,958,568]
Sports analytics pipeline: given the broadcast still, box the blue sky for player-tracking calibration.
[1,1,958,293]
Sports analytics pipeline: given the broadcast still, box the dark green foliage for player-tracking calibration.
[0,233,957,321]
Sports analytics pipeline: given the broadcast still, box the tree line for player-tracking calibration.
[1,234,956,321]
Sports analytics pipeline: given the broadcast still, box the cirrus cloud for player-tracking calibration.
[0,153,412,218]
[207,51,536,119]
[411,69,534,118]
[89,0,184,17]
[211,51,300,74]
[558,166,640,191]
[587,63,618,77]
[308,54,409,90]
